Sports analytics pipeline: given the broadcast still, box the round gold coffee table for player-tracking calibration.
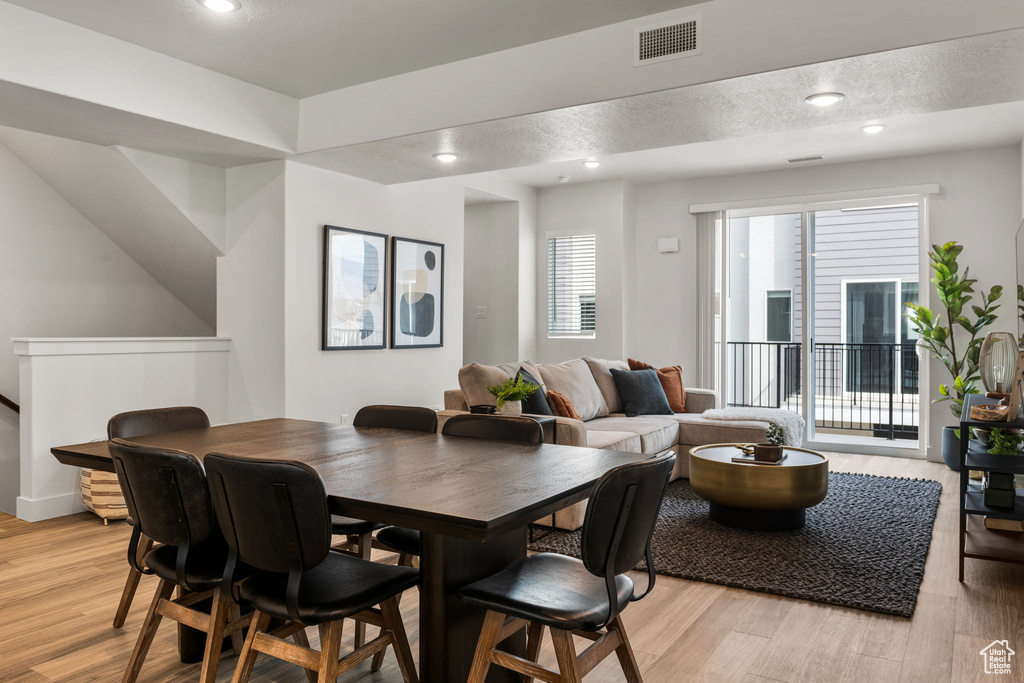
[689,444,829,531]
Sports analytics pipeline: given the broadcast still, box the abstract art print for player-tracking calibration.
[322,225,388,350]
[391,236,444,348]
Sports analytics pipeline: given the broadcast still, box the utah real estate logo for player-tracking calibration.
[979,640,1015,675]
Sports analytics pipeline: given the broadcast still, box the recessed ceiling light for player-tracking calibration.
[805,92,845,107]
[861,123,887,135]
[433,153,460,163]
[583,159,601,169]
[201,0,240,12]
[558,176,571,183]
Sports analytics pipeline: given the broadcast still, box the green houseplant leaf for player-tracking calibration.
[486,376,541,410]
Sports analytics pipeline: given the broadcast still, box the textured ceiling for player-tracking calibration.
[2,0,706,98]
[296,28,1024,184]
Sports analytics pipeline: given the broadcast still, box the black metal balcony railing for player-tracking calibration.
[726,341,919,441]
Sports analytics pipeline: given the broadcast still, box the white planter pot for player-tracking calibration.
[500,401,522,416]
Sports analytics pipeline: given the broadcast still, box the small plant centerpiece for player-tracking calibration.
[904,241,1002,470]
[486,375,541,416]
[753,423,785,462]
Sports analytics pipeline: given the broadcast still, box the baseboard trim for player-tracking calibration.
[16,492,84,522]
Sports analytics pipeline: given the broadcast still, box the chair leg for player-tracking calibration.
[609,616,643,683]
[232,611,271,683]
[380,596,418,682]
[113,534,154,628]
[198,587,230,683]
[466,610,505,683]
[291,627,318,683]
[317,619,344,682]
[122,578,174,683]
[523,622,545,683]
[228,602,244,655]
[353,531,373,649]
[550,628,584,683]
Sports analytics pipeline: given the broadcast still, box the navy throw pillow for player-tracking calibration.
[610,368,673,417]
[516,368,553,416]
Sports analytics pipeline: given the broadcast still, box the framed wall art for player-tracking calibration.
[322,225,388,350]
[391,236,444,349]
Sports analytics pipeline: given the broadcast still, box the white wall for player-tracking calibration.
[0,141,214,513]
[220,161,287,422]
[536,179,630,363]
[15,338,229,521]
[463,201,520,364]
[630,145,1022,461]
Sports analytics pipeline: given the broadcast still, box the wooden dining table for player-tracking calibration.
[51,417,650,683]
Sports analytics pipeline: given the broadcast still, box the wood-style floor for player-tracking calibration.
[1,453,1022,682]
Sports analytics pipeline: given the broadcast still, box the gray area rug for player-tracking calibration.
[530,472,942,617]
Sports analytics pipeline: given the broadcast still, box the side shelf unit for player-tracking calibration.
[958,393,1024,581]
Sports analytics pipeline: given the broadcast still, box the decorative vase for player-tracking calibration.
[941,426,961,471]
[979,332,1018,393]
[753,443,783,462]
[500,400,522,417]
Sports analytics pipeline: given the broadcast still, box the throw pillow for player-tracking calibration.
[536,359,608,420]
[628,358,686,412]
[610,368,673,417]
[582,357,630,413]
[547,390,582,420]
[516,368,553,415]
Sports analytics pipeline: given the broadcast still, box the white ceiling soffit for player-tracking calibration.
[0,126,221,326]
[3,0,707,98]
[0,80,288,168]
[296,28,1024,185]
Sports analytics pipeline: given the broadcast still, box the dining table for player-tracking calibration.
[51,417,650,683]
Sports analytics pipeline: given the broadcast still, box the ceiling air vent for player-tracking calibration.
[634,15,702,67]
[788,155,824,164]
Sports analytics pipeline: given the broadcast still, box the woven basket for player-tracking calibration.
[80,469,129,524]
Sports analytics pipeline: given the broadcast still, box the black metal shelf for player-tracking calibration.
[963,449,1024,474]
[959,394,1024,580]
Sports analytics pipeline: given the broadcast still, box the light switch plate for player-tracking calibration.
[476,306,487,319]
[658,237,680,253]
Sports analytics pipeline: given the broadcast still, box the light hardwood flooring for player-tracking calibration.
[1,453,1022,682]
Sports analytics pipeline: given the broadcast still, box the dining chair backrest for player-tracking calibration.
[580,451,675,625]
[108,406,210,440]
[352,405,438,433]
[440,414,544,444]
[108,438,215,549]
[204,453,331,576]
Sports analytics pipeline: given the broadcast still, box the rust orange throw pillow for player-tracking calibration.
[547,390,582,420]
[628,359,686,412]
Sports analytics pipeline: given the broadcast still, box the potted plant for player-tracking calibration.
[987,428,1022,456]
[905,242,1002,470]
[753,423,785,462]
[486,376,541,416]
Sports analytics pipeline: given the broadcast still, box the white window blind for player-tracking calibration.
[547,234,596,337]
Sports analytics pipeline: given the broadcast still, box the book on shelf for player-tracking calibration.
[984,516,1024,532]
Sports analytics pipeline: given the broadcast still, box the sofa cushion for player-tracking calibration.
[458,361,542,408]
[537,359,608,421]
[584,416,678,454]
[516,368,553,415]
[547,391,581,420]
[584,430,642,453]
[583,357,629,413]
[628,358,686,412]
[672,413,768,445]
[610,368,673,417]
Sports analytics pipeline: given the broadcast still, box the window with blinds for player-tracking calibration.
[547,234,596,337]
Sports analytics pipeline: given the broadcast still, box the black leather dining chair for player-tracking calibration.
[108,438,248,683]
[204,452,420,683]
[440,414,544,444]
[334,404,437,646]
[376,413,542,569]
[107,406,211,629]
[458,451,675,683]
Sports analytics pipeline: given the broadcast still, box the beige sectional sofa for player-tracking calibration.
[440,357,772,530]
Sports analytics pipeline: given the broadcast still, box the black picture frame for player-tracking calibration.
[390,236,444,349]
[322,225,389,350]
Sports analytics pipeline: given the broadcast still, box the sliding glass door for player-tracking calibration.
[724,201,921,449]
